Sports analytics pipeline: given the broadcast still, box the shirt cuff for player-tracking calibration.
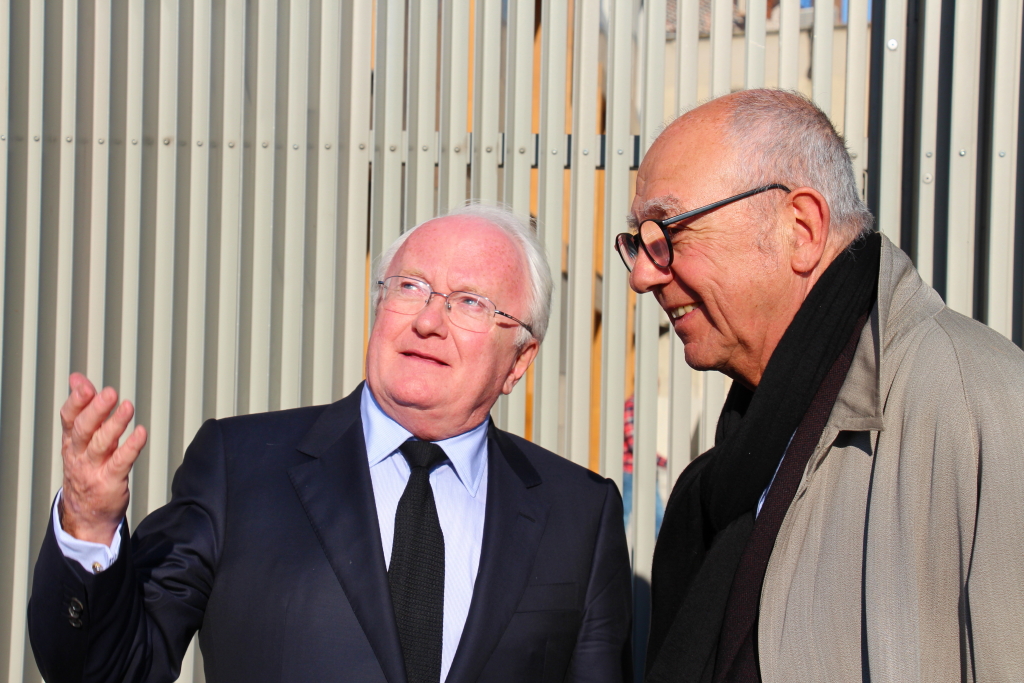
[52,489,123,574]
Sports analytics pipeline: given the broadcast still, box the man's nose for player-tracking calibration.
[628,247,673,293]
[412,293,449,336]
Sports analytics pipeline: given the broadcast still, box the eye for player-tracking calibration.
[451,293,487,311]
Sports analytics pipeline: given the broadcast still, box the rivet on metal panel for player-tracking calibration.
[485,146,492,153]
[66,136,72,142]
[923,173,933,183]
[34,135,40,141]
[293,143,299,150]
[850,152,857,159]
[228,141,235,148]
[422,145,428,151]
[325,143,331,149]
[454,146,460,153]
[197,140,203,147]
[359,143,366,150]
[886,39,898,50]
[132,139,138,145]
[262,141,268,148]
[551,149,557,155]
[519,147,526,154]
[1,134,6,141]
[582,149,589,155]
[389,145,396,152]
[163,138,171,145]
[617,149,623,154]
[999,151,1006,157]
[925,151,933,157]
[959,149,966,156]
[98,138,105,144]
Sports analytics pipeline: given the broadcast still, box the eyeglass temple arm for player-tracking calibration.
[495,310,534,335]
[659,183,791,227]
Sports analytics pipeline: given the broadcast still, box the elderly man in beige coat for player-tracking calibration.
[616,89,1024,682]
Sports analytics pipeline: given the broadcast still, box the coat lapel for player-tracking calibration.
[445,424,549,683]
[288,385,407,683]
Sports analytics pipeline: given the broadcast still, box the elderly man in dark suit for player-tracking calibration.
[29,203,632,683]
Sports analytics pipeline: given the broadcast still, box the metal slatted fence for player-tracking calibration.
[0,1,1021,681]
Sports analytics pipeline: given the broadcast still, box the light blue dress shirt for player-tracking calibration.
[361,383,489,683]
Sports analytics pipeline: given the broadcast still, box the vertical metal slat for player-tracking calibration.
[279,0,309,409]
[875,0,908,248]
[710,0,733,97]
[404,0,439,228]
[811,0,834,114]
[944,0,985,315]
[438,0,471,213]
[470,0,502,204]
[745,0,767,89]
[778,0,801,90]
[534,0,569,453]
[565,0,599,467]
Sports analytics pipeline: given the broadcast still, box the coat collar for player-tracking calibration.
[290,384,549,683]
[825,234,945,434]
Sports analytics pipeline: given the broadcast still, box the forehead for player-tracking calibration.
[388,217,527,296]
[633,112,736,216]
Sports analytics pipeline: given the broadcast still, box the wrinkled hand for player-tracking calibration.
[59,373,148,545]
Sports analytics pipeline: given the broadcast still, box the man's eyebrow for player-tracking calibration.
[629,195,685,226]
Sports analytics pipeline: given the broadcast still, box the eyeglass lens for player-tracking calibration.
[380,277,494,333]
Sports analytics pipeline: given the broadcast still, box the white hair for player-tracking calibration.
[719,89,874,251]
[373,202,553,347]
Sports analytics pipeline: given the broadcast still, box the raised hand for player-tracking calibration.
[58,372,148,545]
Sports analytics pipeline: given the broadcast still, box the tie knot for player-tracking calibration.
[399,440,447,470]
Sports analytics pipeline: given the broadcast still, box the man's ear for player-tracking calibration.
[785,187,831,274]
[502,338,539,395]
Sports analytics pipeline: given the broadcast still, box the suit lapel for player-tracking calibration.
[445,425,549,683]
[288,385,407,683]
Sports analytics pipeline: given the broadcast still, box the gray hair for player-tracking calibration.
[719,89,874,251]
[373,202,553,347]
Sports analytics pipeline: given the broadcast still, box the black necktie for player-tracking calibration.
[390,440,447,683]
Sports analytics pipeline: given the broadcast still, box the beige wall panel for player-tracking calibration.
[634,0,667,589]
[334,1,372,395]
[600,0,634,491]
[534,0,569,453]
[471,0,502,204]
[279,0,310,410]
[246,0,278,413]
[404,0,439,229]
[811,0,834,114]
[944,0,984,315]
[88,0,112,383]
[745,0,767,89]
[876,0,907,246]
[565,0,600,467]
[495,0,536,437]
[913,0,942,285]
[214,0,246,418]
[710,0,733,97]
[370,0,405,264]
[2,2,44,680]
[310,0,341,406]
[438,0,470,214]
[985,0,1023,335]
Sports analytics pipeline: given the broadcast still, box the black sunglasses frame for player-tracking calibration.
[616,183,791,271]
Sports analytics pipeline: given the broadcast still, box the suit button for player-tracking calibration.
[68,598,83,618]
[68,617,82,629]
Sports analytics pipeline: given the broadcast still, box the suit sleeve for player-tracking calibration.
[28,418,228,683]
[566,479,634,683]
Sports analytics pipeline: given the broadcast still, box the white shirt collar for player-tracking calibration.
[360,382,489,498]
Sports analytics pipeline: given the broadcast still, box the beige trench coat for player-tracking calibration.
[758,235,1024,682]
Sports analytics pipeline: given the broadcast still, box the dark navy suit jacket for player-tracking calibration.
[29,384,632,682]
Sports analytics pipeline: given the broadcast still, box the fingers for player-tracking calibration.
[69,386,119,454]
[60,373,97,433]
[110,425,148,476]
[87,399,136,464]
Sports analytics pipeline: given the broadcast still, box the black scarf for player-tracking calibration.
[644,232,881,682]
